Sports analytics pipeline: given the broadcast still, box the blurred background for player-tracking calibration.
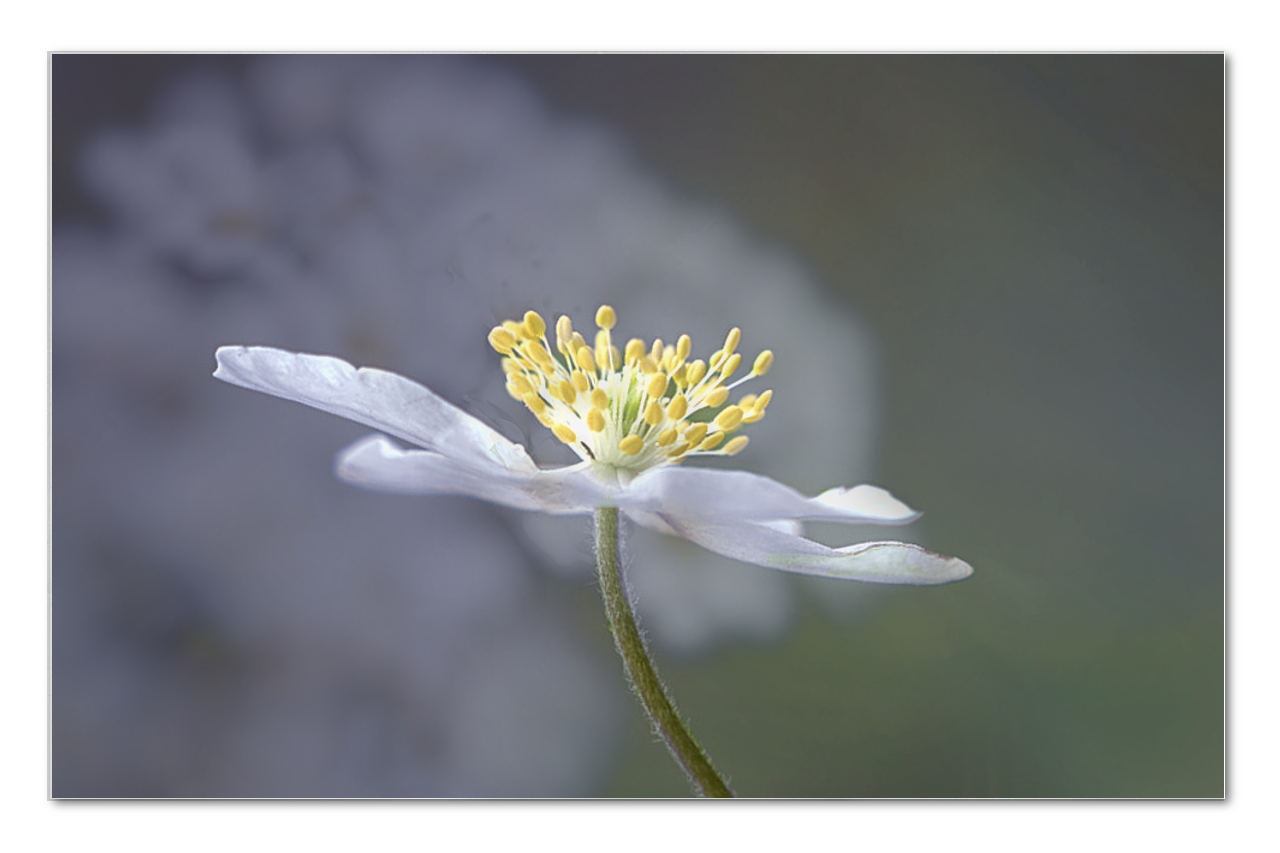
[52,54,1223,798]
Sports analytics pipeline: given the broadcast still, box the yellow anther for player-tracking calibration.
[625,338,647,364]
[668,442,691,459]
[639,355,659,375]
[555,380,577,404]
[644,400,664,426]
[714,405,744,431]
[556,314,574,347]
[574,345,597,373]
[591,388,610,410]
[737,393,758,409]
[552,424,578,445]
[683,423,708,445]
[646,372,669,399]
[509,374,535,396]
[650,338,664,361]
[700,431,726,451]
[523,394,547,416]
[720,352,741,377]
[488,326,518,353]
[596,304,617,330]
[686,360,707,386]
[619,435,643,455]
[752,350,774,376]
[666,395,688,421]
[525,339,553,367]
[675,334,692,363]
[671,364,688,387]
[570,332,587,351]
[709,350,725,370]
[502,320,526,340]
[657,428,678,446]
[723,327,741,354]
[704,386,730,407]
[587,409,606,432]
[501,358,520,375]
[660,345,677,372]
[722,435,749,456]
[753,389,773,411]
[523,310,546,339]
[742,409,765,424]
[571,371,590,392]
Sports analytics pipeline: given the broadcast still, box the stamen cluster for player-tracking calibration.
[488,305,774,472]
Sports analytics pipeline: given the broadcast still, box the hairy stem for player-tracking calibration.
[593,506,734,798]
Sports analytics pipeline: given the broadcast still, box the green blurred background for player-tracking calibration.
[55,55,1223,797]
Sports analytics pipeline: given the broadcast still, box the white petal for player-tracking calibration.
[214,346,535,472]
[620,466,920,525]
[634,512,972,585]
[336,434,608,515]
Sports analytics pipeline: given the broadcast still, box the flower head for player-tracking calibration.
[214,307,972,586]
[489,305,769,472]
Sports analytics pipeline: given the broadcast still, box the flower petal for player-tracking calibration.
[336,434,609,515]
[214,346,535,472]
[632,512,972,585]
[620,467,920,525]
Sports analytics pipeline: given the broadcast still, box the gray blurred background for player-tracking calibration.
[52,54,1223,797]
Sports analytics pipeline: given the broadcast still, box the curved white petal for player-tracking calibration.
[637,512,972,585]
[214,346,535,473]
[619,466,920,525]
[336,434,609,515]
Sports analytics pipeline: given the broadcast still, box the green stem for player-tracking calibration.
[593,506,734,798]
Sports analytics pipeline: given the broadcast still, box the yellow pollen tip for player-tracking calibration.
[571,371,590,392]
[574,346,597,373]
[644,400,664,426]
[488,327,517,353]
[704,386,730,407]
[754,389,773,410]
[720,352,741,377]
[595,305,617,330]
[525,340,553,367]
[676,334,691,362]
[699,431,726,451]
[523,394,547,416]
[714,405,744,431]
[738,393,758,409]
[650,339,664,361]
[723,327,741,355]
[501,358,520,375]
[587,409,606,432]
[722,435,749,456]
[591,388,610,410]
[619,435,643,455]
[625,338,646,364]
[752,350,774,376]
[555,381,577,404]
[657,428,678,446]
[639,355,659,375]
[522,311,546,339]
[709,350,725,370]
[552,424,578,445]
[683,423,708,445]
[556,314,574,344]
[668,442,692,459]
[646,373,669,398]
[666,395,688,420]
[509,374,535,396]
[686,360,707,386]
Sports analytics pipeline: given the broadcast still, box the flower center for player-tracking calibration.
[488,304,774,472]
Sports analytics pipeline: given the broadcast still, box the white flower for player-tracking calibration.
[214,305,972,586]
